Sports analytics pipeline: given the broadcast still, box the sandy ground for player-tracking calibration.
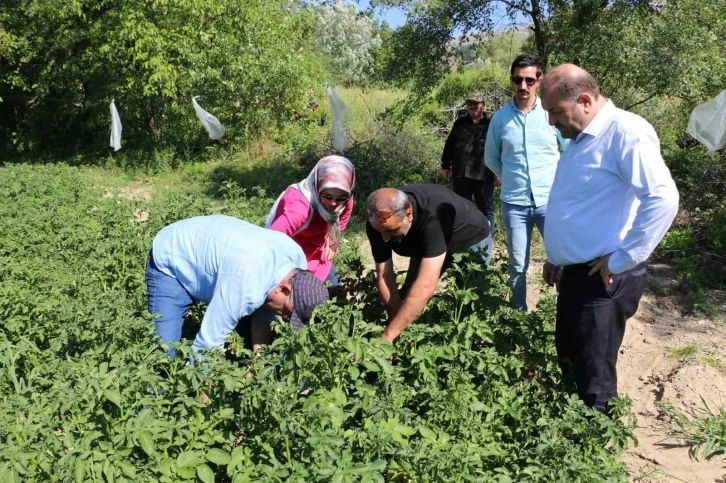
[358,237,726,482]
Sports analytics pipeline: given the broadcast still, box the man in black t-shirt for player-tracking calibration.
[365,184,490,343]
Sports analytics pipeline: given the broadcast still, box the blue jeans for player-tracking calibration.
[325,265,341,287]
[502,201,546,311]
[146,250,194,358]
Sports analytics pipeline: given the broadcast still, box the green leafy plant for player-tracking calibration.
[0,163,636,481]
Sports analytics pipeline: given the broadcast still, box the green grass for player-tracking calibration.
[696,354,723,368]
[666,343,698,361]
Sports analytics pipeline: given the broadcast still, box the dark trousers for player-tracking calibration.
[452,176,495,235]
[555,262,646,413]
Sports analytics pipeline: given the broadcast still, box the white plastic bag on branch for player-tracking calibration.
[327,86,349,152]
[109,100,122,151]
[687,89,726,158]
[192,96,226,140]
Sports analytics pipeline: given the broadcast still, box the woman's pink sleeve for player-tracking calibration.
[268,189,311,236]
[338,196,354,231]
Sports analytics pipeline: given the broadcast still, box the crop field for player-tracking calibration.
[0,163,636,482]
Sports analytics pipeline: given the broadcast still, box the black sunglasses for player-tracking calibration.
[512,76,538,87]
[320,193,350,203]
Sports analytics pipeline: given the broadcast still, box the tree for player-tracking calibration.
[0,0,324,155]
[309,1,382,86]
[544,0,726,108]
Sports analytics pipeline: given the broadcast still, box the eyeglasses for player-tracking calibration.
[320,193,350,203]
[511,76,538,87]
[465,101,482,107]
[366,208,405,221]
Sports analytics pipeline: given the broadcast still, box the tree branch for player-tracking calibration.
[623,92,659,111]
[495,0,533,16]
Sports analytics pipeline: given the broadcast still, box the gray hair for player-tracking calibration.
[366,188,411,214]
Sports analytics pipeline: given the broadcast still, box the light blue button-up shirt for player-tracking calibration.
[152,215,307,351]
[484,97,565,207]
[544,101,679,274]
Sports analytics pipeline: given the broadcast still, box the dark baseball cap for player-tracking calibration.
[289,270,329,330]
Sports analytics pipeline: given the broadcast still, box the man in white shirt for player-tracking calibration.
[539,64,679,413]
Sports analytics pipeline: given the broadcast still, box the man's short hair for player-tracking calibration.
[544,70,601,103]
[510,54,544,78]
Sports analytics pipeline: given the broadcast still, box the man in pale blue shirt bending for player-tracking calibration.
[540,65,678,414]
[485,54,566,310]
[146,215,329,357]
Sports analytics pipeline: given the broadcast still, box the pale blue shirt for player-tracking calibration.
[544,101,679,274]
[152,215,307,351]
[484,97,565,207]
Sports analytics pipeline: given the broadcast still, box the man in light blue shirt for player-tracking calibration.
[146,215,329,357]
[485,54,566,310]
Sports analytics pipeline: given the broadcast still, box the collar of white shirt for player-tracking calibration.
[575,99,615,142]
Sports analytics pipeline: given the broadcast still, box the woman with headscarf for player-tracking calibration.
[266,155,355,287]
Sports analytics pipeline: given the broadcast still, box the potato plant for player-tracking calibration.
[0,164,634,482]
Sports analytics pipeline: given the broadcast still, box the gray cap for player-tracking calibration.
[289,270,329,330]
[465,92,484,103]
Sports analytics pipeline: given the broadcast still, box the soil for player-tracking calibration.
[357,236,726,481]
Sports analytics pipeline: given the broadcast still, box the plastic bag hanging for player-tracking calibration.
[109,100,122,151]
[687,89,726,158]
[192,96,226,140]
[327,86,349,152]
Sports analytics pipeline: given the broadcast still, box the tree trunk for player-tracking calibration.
[529,0,548,65]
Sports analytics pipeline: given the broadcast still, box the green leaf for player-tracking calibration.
[138,431,155,456]
[104,389,122,408]
[348,365,360,380]
[74,459,86,483]
[177,451,204,468]
[118,461,136,479]
[177,466,196,479]
[206,448,231,465]
[418,426,437,441]
[362,360,379,372]
[196,464,215,483]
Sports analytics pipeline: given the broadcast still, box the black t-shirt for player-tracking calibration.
[366,184,489,263]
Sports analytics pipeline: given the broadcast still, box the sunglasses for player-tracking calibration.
[365,208,405,221]
[511,76,538,87]
[320,193,350,203]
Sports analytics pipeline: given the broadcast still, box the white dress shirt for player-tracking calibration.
[544,100,679,274]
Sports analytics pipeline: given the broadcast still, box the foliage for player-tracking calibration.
[0,163,636,481]
[309,1,382,87]
[657,137,725,314]
[417,64,510,132]
[371,0,552,92]
[474,29,528,73]
[544,0,726,108]
[659,398,726,461]
[0,0,324,156]
[344,123,442,204]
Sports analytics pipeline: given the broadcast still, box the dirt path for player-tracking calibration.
[616,264,726,482]
[357,236,726,481]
